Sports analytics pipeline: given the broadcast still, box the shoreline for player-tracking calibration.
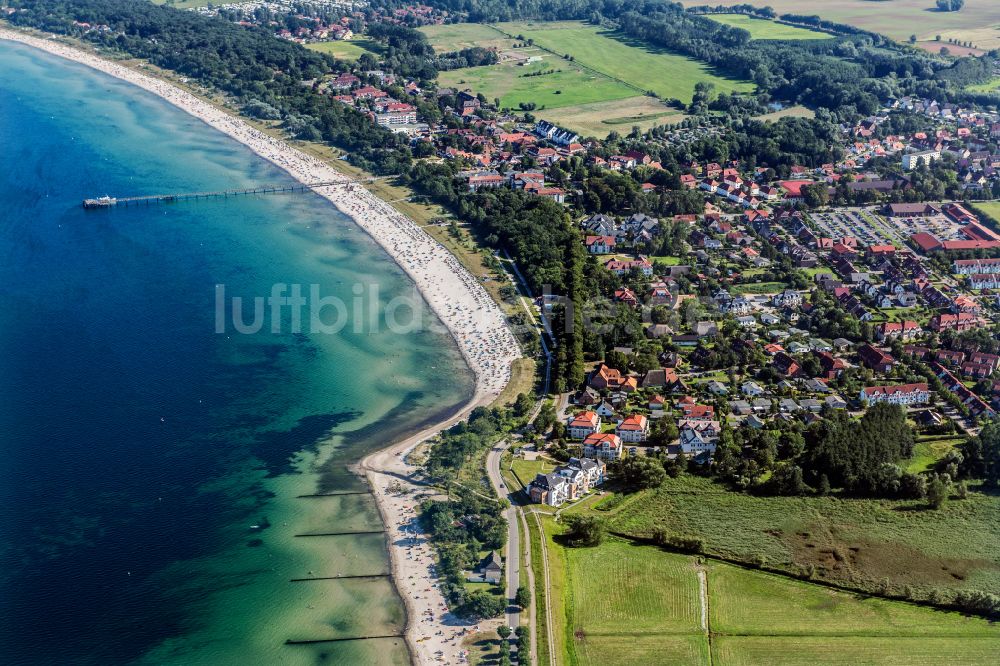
[0,28,521,665]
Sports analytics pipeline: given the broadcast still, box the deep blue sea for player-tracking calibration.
[0,41,472,665]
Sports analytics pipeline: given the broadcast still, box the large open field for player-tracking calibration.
[496,21,755,102]
[543,528,1000,665]
[437,56,636,110]
[706,14,833,40]
[541,96,688,138]
[603,475,1000,597]
[679,1,1000,49]
[429,21,748,137]
[420,22,511,52]
[305,39,384,62]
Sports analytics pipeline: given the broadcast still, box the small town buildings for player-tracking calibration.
[616,414,649,443]
[568,411,601,440]
[902,149,940,170]
[858,344,895,373]
[875,320,921,342]
[528,457,606,506]
[583,433,623,461]
[929,312,977,332]
[469,551,503,584]
[528,473,569,506]
[860,383,931,406]
[678,419,721,455]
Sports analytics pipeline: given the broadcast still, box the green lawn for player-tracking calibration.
[907,437,963,473]
[706,14,833,40]
[438,57,636,110]
[152,0,213,8]
[305,39,384,61]
[549,532,1000,665]
[709,561,999,637]
[972,201,1000,225]
[419,22,509,52]
[966,76,1000,93]
[495,21,755,103]
[712,635,1000,666]
[511,457,558,489]
[604,475,1000,598]
[730,281,784,295]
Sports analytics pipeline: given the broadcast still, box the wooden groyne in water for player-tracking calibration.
[288,573,391,583]
[293,529,385,537]
[82,179,373,209]
[285,634,404,645]
[296,490,371,498]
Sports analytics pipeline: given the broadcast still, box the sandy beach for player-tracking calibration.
[0,28,521,665]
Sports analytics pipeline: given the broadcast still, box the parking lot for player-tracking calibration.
[810,208,893,246]
[884,211,967,242]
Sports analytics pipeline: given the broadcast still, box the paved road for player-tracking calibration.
[486,441,520,632]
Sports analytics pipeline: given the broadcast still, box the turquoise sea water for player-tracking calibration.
[0,41,473,664]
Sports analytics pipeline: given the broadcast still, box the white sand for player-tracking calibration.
[0,29,521,665]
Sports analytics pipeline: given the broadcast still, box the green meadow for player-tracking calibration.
[437,57,636,110]
[497,21,755,102]
[538,528,1000,665]
[705,14,833,40]
[305,39,384,62]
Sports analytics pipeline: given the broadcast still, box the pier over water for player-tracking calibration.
[83,179,365,209]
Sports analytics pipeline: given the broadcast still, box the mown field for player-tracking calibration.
[152,0,213,8]
[712,636,1000,666]
[437,56,636,110]
[705,14,833,40]
[541,96,687,138]
[419,22,510,52]
[603,475,1000,597]
[496,21,755,102]
[542,529,1000,665]
[305,39,384,61]
[708,562,999,637]
[678,1,1000,49]
[966,76,1000,93]
[973,201,1000,224]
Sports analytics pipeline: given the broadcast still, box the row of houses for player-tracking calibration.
[567,411,650,443]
